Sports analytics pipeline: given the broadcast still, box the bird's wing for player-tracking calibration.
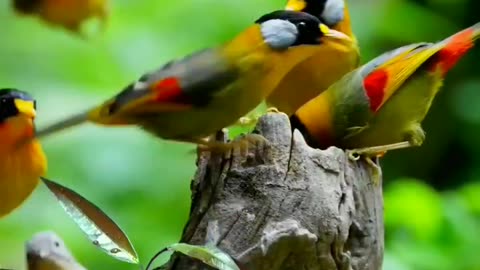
[359,42,442,113]
[108,48,239,115]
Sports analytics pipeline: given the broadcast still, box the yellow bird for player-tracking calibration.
[12,0,108,36]
[266,0,360,116]
[35,11,352,152]
[0,88,47,218]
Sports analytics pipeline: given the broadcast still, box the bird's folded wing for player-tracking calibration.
[109,49,239,114]
[360,42,442,112]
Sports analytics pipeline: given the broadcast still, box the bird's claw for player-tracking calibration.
[228,133,269,159]
[346,150,361,161]
[235,107,281,128]
[365,156,382,186]
[198,134,269,159]
[236,116,258,127]
[266,107,280,113]
[346,149,382,186]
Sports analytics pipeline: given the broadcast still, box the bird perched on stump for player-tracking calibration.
[35,10,352,154]
[26,231,86,270]
[291,22,480,183]
[0,88,47,218]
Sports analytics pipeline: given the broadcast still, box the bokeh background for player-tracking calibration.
[1,0,479,269]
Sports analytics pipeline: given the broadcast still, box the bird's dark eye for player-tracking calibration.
[54,241,60,247]
[291,20,320,46]
[297,21,307,30]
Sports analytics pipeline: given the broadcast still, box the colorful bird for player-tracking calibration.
[291,22,480,182]
[35,10,352,153]
[26,231,86,270]
[265,0,360,116]
[11,0,108,36]
[0,88,47,218]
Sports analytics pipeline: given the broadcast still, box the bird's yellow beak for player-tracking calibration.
[285,0,306,11]
[319,23,352,41]
[14,99,36,118]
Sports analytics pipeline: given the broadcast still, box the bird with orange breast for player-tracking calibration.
[0,88,47,218]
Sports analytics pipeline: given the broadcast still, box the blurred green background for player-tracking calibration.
[0,0,479,269]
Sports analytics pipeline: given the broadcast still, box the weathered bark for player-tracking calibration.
[160,113,384,270]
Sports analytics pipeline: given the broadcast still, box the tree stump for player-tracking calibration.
[160,113,384,270]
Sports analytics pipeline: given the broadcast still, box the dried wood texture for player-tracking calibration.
[160,113,384,270]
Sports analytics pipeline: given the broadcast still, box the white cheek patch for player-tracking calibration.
[322,0,345,26]
[261,19,299,50]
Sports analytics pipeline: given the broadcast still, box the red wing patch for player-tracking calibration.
[429,28,475,76]
[363,69,388,112]
[152,77,191,104]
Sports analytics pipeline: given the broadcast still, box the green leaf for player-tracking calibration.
[169,243,240,270]
[41,178,139,264]
[147,243,240,270]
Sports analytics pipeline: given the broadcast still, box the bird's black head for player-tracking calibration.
[285,0,345,27]
[255,10,325,49]
[0,88,36,123]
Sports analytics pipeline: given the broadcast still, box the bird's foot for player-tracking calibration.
[366,156,382,186]
[346,153,382,186]
[234,108,281,128]
[406,125,426,147]
[266,107,280,113]
[197,133,269,159]
[346,141,414,186]
[346,141,413,160]
[235,115,260,127]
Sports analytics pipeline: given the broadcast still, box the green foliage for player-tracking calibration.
[146,243,240,270]
[0,0,479,269]
[385,179,443,241]
[384,179,480,270]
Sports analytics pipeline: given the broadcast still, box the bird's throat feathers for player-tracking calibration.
[0,117,35,150]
